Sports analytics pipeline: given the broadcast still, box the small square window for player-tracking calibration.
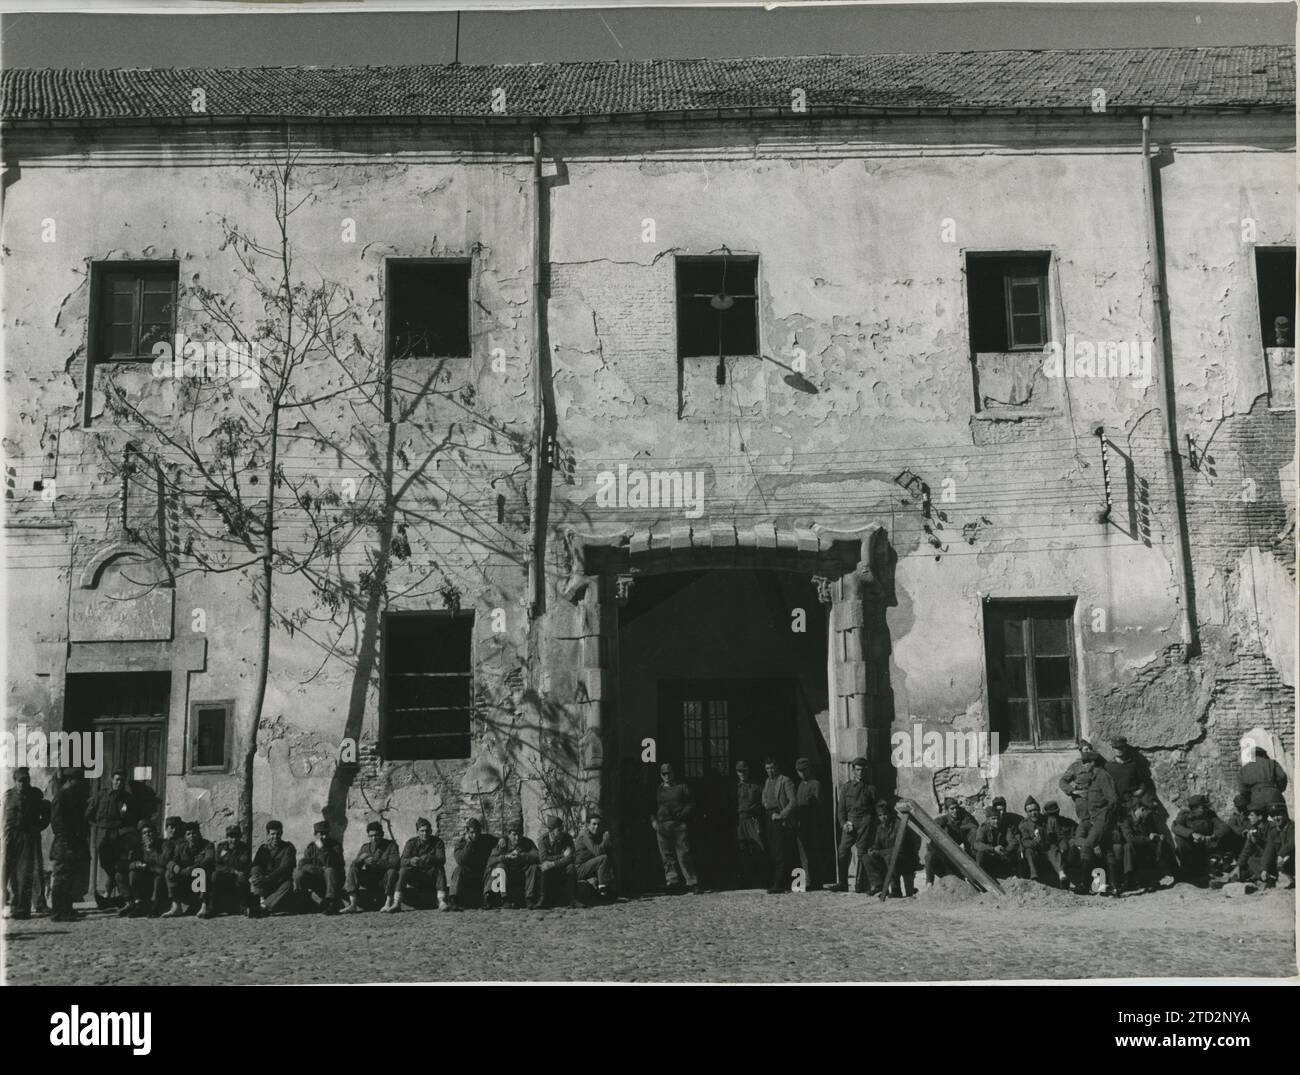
[968,253,1051,352]
[92,263,179,362]
[676,255,759,358]
[387,261,471,362]
[381,611,474,761]
[189,700,233,773]
[984,598,1078,748]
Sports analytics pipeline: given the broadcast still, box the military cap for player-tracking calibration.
[415,817,432,830]
[137,818,155,832]
[111,768,127,778]
[1042,801,1061,815]
[546,816,564,830]
[1187,794,1208,808]
[225,825,242,837]
[312,821,330,835]
[265,819,284,833]
[1023,796,1039,809]
[983,807,998,819]
[942,796,958,809]
[1078,740,1093,752]
[1246,804,1268,817]
[874,799,892,811]
[164,815,183,830]
[1111,735,1129,747]
[1268,802,1289,817]
[1080,750,1102,764]
[506,819,523,833]
[365,821,384,835]
[1233,793,1249,811]
[12,766,30,777]
[795,757,812,770]
[851,757,869,768]
[184,821,201,833]
[992,796,1007,807]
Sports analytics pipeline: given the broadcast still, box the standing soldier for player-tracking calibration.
[48,769,91,923]
[925,797,976,885]
[296,821,344,914]
[574,813,616,900]
[1107,736,1153,803]
[761,757,797,894]
[484,821,542,910]
[863,800,920,898]
[1072,751,1118,888]
[248,819,296,917]
[447,817,495,911]
[793,757,826,890]
[84,769,137,907]
[733,760,765,889]
[1040,801,1077,886]
[833,758,876,892]
[124,819,171,917]
[651,763,699,895]
[1057,740,1096,824]
[392,817,447,912]
[211,825,251,916]
[342,820,400,913]
[3,768,50,919]
[163,821,215,918]
[1239,747,1289,811]
[972,806,1017,879]
[1171,794,1231,887]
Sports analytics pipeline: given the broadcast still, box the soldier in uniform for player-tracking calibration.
[863,799,920,897]
[211,825,251,916]
[248,819,296,917]
[1107,736,1153,803]
[447,817,495,911]
[1171,794,1232,887]
[537,816,578,909]
[84,769,139,906]
[793,757,827,890]
[833,758,876,892]
[1239,747,1289,810]
[1040,801,1077,885]
[484,821,542,909]
[163,821,215,917]
[392,816,447,912]
[1268,802,1294,884]
[1112,795,1164,895]
[1224,793,1251,859]
[1230,805,1278,884]
[1017,797,1055,883]
[341,820,400,913]
[574,812,616,900]
[1071,751,1118,888]
[3,767,50,919]
[162,815,185,858]
[973,805,1018,879]
[925,796,976,885]
[733,761,765,889]
[761,757,798,894]
[651,763,699,895]
[296,820,344,914]
[124,819,171,917]
[48,769,91,922]
[1057,740,1096,824]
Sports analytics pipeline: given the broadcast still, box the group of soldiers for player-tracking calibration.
[3,739,1294,918]
[2,766,620,920]
[649,740,1294,899]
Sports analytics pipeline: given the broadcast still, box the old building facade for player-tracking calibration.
[3,47,1294,889]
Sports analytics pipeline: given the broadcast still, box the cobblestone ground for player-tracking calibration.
[4,883,1294,984]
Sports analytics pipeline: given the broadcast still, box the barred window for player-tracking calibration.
[381,611,474,761]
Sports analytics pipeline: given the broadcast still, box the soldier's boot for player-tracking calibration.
[339,896,362,914]
[160,902,187,918]
[381,896,400,913]
[436,890,450,911]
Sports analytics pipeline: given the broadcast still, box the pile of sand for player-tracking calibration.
[916,874,1092,908]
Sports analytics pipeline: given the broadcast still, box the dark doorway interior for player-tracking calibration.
[616,569,830,892]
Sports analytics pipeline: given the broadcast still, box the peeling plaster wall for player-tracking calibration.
[3,113,1294,858]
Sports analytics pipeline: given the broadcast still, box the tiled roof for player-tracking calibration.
[2,46,1292,123]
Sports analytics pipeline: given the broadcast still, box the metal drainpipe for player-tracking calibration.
[527,129,544,620]
[1140,113,1198,657]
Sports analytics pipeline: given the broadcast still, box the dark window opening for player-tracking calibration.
[190,701,231,772]
[681,697,730,780]
[967,253,1051,352]
[387,261,471,362]
[676,256,759,358]
[984,598,1078,748]
[381,611,474,761]
[1256,248,1296,349]
[92,263,179,362]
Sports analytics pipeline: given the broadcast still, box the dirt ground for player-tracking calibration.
[3,881,1295,984]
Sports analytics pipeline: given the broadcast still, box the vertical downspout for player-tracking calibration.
[527,129,545,619]
[1140,113,1199,658]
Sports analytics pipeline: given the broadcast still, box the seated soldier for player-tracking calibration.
[249,820,296,917]
[1040,801,1077,886]
[1112,795,1164,896]
[342,820,401,913]
[295,821,344,915]
[926,797,976,885]
[1230,805,1278,885]
[537,816,577,909]
[123,819,170,918]
[161,815,184,859]
[162,822,215,918]
[574,812,616,901]
[484,821,542,910]
[973,806,1018,879]
[1269,802,1294,886]
[1225,793,1251,858]
[392,817,447,913]
[212,825,251,916]
[447,817,496,911]
[1172,794,1232,887]
[1017,797,1056,884]
[863,799,920,898]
